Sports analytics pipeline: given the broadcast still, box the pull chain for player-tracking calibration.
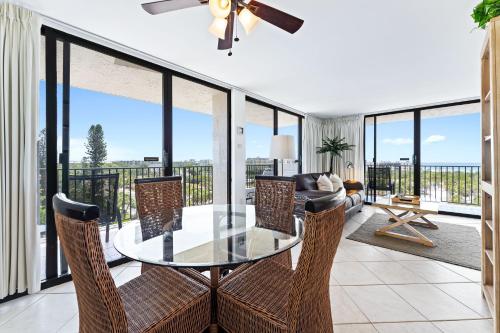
[234,16,240,42]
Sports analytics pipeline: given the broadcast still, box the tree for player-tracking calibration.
[84,124,107,168]
[38,128,47,225]
[38,128,46,169]
[316,136,354,174]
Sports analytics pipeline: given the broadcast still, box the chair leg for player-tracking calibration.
[117,210,122,229]
[105,221,110,243]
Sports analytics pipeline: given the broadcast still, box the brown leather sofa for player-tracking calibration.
[294,172,365,220]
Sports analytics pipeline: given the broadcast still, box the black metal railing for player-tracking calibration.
[364,163,481,206]
[245,164,274,188]
[40,164,275,224]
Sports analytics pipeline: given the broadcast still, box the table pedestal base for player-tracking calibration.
[209,267,220,333]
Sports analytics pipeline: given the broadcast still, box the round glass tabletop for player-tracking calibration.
[114,204,304,268]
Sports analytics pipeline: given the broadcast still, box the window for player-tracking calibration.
[245,98,303,187]
[277,110,301,176]
[245,100,274,187]
[40,26,230,283]
[172,76,229,205]
[364,101,481,216]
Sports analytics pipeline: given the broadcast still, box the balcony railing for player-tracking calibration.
[245,164,274,188]
[40,164,274,224]
[39,162,480,229]
[364,163,481,206]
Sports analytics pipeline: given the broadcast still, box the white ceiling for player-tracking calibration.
[11,0,485,116]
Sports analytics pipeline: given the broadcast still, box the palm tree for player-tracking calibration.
[316,136,354,173]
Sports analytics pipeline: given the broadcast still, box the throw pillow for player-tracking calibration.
[329,173,344,192]
[333,187,347,201]
[317,174,334,191]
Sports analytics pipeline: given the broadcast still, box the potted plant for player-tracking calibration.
[472,0,500,29]
[316,136,354,174]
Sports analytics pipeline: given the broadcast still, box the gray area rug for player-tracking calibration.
[346,213,481,270]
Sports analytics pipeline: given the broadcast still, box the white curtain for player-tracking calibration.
[303,115,324,173]
[0,3,41,298]
[322,115,364,181]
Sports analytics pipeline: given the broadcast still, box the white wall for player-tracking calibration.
[231,89,247,205]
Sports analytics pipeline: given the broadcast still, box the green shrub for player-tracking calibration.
[472,0,500,29]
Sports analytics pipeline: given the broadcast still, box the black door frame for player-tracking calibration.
[41,25,232,285]
[364,99,481,216]
[245,96,304,176]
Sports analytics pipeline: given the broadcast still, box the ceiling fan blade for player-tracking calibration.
[218,12,235,50]
[141,0,207,15]
[247,0,304,34]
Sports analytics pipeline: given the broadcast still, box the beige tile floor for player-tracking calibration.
[0,206,492,332]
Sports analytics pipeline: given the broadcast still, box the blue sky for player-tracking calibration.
[39,82,297,162]
[365,112,480,164]
[40,82,478,164]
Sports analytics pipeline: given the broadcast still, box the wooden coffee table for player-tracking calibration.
[372,197,439,247]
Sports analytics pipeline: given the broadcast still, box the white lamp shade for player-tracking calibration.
[270,135,296,160]
[208,17,228,39]
[209,0,231,18]
[238,8,260,34]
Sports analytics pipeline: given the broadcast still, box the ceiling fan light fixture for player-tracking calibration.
[238,7,260,35]
[208,17,228,39]
[209,0,231,18]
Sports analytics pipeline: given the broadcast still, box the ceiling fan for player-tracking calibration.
[141,0,304,55]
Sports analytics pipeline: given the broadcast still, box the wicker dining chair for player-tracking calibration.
[134,176,183,274]
[52,193,211,333]
[217,193,345,333]
[134,176,206,284]
[255,175,296,268]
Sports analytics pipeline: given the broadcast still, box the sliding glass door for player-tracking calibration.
[245,100,275,187]
[245,98,303,189]
[277,110,302,176]
[365,112,417,202]
[40,27,230,283]
[172,75,229,205]
[420,104,481,215]
[364,101,481,216]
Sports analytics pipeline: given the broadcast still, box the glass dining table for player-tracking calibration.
[114,204,304,332]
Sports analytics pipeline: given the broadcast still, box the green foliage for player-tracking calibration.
[38,129,47,225]
[316,136,354,173]
[472,0,500,29]
[372,167,481,205]
[84,124,107,168]
[38,128,46,169]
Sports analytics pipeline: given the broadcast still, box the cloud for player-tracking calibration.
[57,137,87,162]
[382,138,413,145]
[424,135,446,144]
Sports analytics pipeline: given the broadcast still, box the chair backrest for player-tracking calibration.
[287,194,345,333]
[254,176,296,234]
[68,173,120,224]
[134,176,183,241]
[52,193,127,333]
[367,166,392,190]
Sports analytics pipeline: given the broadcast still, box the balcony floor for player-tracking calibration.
[40,223,128,280]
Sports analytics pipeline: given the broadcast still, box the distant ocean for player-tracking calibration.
[372,162,481,167]
[421,162,480,167]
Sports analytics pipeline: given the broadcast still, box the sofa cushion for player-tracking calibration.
[344,196,353,209]
[295,174,319,191]
[329,173,344,192]
[294,174,365,220]
[317,174,334,191]
[346,190,365,207]
[296,190,338,201]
